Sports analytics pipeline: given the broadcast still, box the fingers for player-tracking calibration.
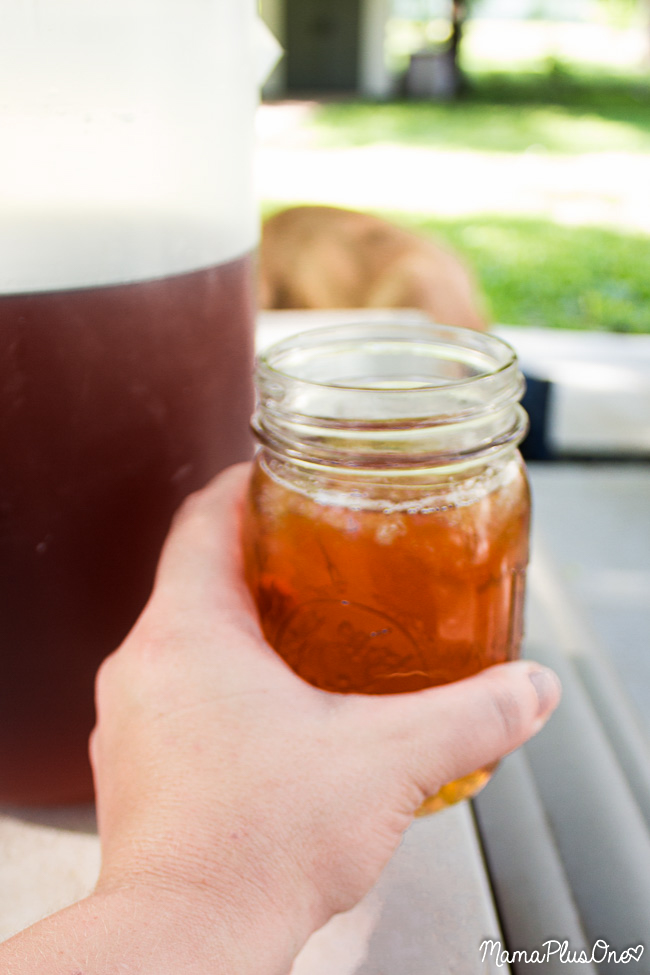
[345,661,561,807]
[151,462,254,619]
[128,462,561,813]
[120,461,300,682]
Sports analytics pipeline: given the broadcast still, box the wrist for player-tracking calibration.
[94,883,301,975]
[93,852,318,975]
[0,881,310,975]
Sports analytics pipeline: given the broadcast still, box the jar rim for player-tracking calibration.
[256,322,518,399]
[253,322,528,469]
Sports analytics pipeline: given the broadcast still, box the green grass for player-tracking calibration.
[260,205,650,332]
[390,212,650,332]
[307,69,650,154]
[263,64,650,332]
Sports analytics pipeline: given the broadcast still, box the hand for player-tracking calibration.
[1,462,561,975]
[90,462,560,968]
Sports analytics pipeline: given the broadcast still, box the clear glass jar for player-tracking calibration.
[0,0,258,803]
[242,322,531,813]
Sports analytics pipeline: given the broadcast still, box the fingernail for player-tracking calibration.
[528,667,562,718]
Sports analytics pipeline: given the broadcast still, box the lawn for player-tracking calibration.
[308,70,650,155]
[262,61,650,333]
[392,212,650,333]
[261,201,650,332]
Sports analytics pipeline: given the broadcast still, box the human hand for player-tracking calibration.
[87,462,560,973]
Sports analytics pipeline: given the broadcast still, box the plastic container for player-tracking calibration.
[0,0,259,803]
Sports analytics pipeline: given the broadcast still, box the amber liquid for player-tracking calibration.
[0,256,255,803]
[243,456,530,812]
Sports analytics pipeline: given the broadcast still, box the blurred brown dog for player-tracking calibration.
[259,205,487,331]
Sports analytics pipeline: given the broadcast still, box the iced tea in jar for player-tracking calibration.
[242,323,530,813]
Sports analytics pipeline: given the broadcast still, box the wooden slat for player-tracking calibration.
[474,750,597,975]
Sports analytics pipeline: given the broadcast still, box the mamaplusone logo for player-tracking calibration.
[479,939,645,967]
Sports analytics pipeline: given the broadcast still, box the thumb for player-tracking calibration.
[346,660,561,811]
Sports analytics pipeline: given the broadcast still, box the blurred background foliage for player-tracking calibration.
[260,0,650,330]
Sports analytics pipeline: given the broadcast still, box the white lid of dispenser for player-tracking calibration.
[0,0,259,294]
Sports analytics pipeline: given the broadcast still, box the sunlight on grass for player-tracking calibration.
[260,203,650,332]
[310,99,650,154]
[305,30,650,154]
[308,62,650,155]
[390,213,650,332]
[259,40,650,334]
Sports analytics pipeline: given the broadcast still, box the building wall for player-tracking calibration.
[260,0,392,98]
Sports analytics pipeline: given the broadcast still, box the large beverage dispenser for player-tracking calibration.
[0,1,262,803]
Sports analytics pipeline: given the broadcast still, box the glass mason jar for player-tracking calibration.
[242,322,531,814]
[0,0,259,803]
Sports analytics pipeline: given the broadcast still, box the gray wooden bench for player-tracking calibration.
[474,535,650,975]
